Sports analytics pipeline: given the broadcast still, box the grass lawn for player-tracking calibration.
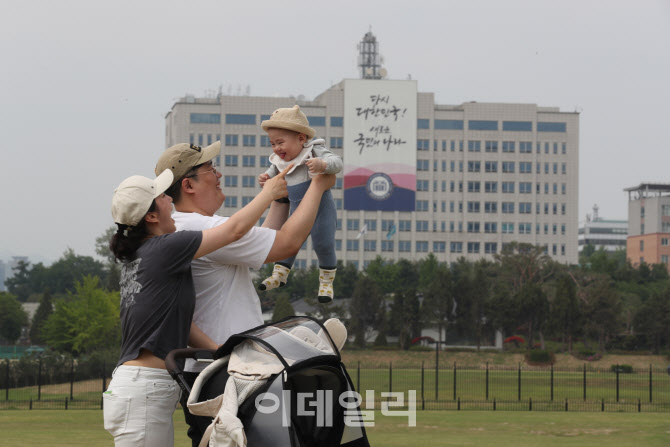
[0,410,668,446]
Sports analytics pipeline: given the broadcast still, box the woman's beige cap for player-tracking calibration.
[261,105,315,139]
[155,141,221,186]
[111,169,173,227]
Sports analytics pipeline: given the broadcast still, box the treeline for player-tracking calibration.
[258,243,670,354]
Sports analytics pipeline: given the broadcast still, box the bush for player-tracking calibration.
[525,349,554,365]
[610,364,634,373]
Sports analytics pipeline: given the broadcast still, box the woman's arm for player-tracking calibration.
[188,323,218,350]
[194,164,292,259]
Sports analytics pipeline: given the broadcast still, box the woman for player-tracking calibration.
[103,165,291,446]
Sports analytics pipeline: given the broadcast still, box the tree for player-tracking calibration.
[633,285,670,354]
[271,294,295,322]
[349,275,385,347]
[29,290,54,345]
[547,272,582,353]
[96,226,121,291]
[0,292,28,343]
[43,276,120,355]
[421,263,454,349]
[391,288,420,350]
[5,260,32,302]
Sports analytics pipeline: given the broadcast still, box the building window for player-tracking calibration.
[519,162,532,174]
[502,222,514,234]
[468,181,481,193]
[640,240,644,252]
[467,222,480,233]
[417,179,429,191]
[382,240,394,252]
[502,141,515,153]
[502,162,515,173]
[485,242,497,254]
[347,219,359,231]
[485,161,498,173]
[399,220,412,232]
[433,241,446,253]
[519,141,533,153]
[225,155,238,167]
[346,240,359,251]
[242,135,256,147]
[335,198,342,210]
[330,137,343,148]
[484,222,497,233]
[225,114,255,125]
[399,241,411,252]
[382,220,394,231]
[467,201,481,213]
[417,139,430,151]
[502,182,515,194]
[260,157,271,168]
[307,116,325,127]
[242,176,255,187]
[191,113,221,124]
[519,202,532,214]
[484,201,497,213]
[224,176,238,187]
[519,182,532,194]
[485,182,498,193]
[242,155,255,167]
[434,119,464,130]
[519,223,532,234]
[416,200,429,212]
[502,202,515,213]
[260,135,270,147]
[417,160,429,171]
[662,255,669,264]
[225,134,239,146]
[417,119,430,129]
[503,121,532,132]
[224,196,238,208]
[416,241,429,252]
[467,242,480,253]
[450,242,463,253]
[363,219,377,231]
[468,161,481,172]
[662,238,669,246]
[468,141,481,152]
[416,221,429,232]
[485,141,498,152]
[330,116,343,127]
[537,122,567,132]
[364,240,377,252]
[469,120,498,131]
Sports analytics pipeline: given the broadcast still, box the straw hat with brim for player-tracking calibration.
[155,141,221,186]
[111,169,174,227]
[261,105,315,139]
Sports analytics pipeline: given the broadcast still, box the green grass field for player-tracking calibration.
[0,410,668,446]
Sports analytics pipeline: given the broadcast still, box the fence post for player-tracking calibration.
[421,361,425,410]
[565,398,568,412]
[435,357,438,401]
[453,362,456,401]
[38,357,42,401]
[583,364,586,401]
[550,364,554,401]
[457,396,460,411]
[493,397,496,411]
[601,398,604,412]
[102,360,106,394]
[485,362,489,401]
[638,398,641,412]
[529,397,532,411]
[69,358,74,400]
[517,363,521,401]
[5,359,9,401]
[389,361,392,395]
[357,361,360,391]
[30,398,32,410]
[649,364,652,403]
[65,397,68,410]
[616,364,620,402]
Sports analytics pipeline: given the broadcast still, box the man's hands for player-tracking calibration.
[262,164,291,200]
[311,172,336,191]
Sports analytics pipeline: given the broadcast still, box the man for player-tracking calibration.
[155,141,335,446]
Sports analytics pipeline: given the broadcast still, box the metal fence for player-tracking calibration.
[1,358,669,412]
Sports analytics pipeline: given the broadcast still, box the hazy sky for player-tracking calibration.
[1,0,669,265]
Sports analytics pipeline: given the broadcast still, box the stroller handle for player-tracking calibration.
[165,348,217,395]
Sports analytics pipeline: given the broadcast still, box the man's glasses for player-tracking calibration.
[186,164,219,179]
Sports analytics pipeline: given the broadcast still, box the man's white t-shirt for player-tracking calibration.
[173,211,276,372]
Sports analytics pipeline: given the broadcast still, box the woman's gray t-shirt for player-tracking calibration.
[116,230,202,367]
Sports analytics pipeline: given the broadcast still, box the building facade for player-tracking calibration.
[578,205,627,253]
[625,183,670,269]
[165,78,579,268]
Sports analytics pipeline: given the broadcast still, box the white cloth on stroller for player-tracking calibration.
[188,319,347,447]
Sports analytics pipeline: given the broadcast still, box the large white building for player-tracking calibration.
[165,35,579,269]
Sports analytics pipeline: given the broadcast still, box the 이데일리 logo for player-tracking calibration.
[366,173,393,201]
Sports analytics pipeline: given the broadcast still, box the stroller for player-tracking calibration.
[166,316,371,447]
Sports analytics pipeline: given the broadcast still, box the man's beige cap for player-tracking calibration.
[261,105,315,139]
[111,169,173,227]
[155,141,221,186]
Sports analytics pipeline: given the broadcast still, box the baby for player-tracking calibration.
[258,105,342,303]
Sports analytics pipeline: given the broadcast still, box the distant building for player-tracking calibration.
[578,204,627,253]
[165,31,580,268]
[624,183,670,270]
